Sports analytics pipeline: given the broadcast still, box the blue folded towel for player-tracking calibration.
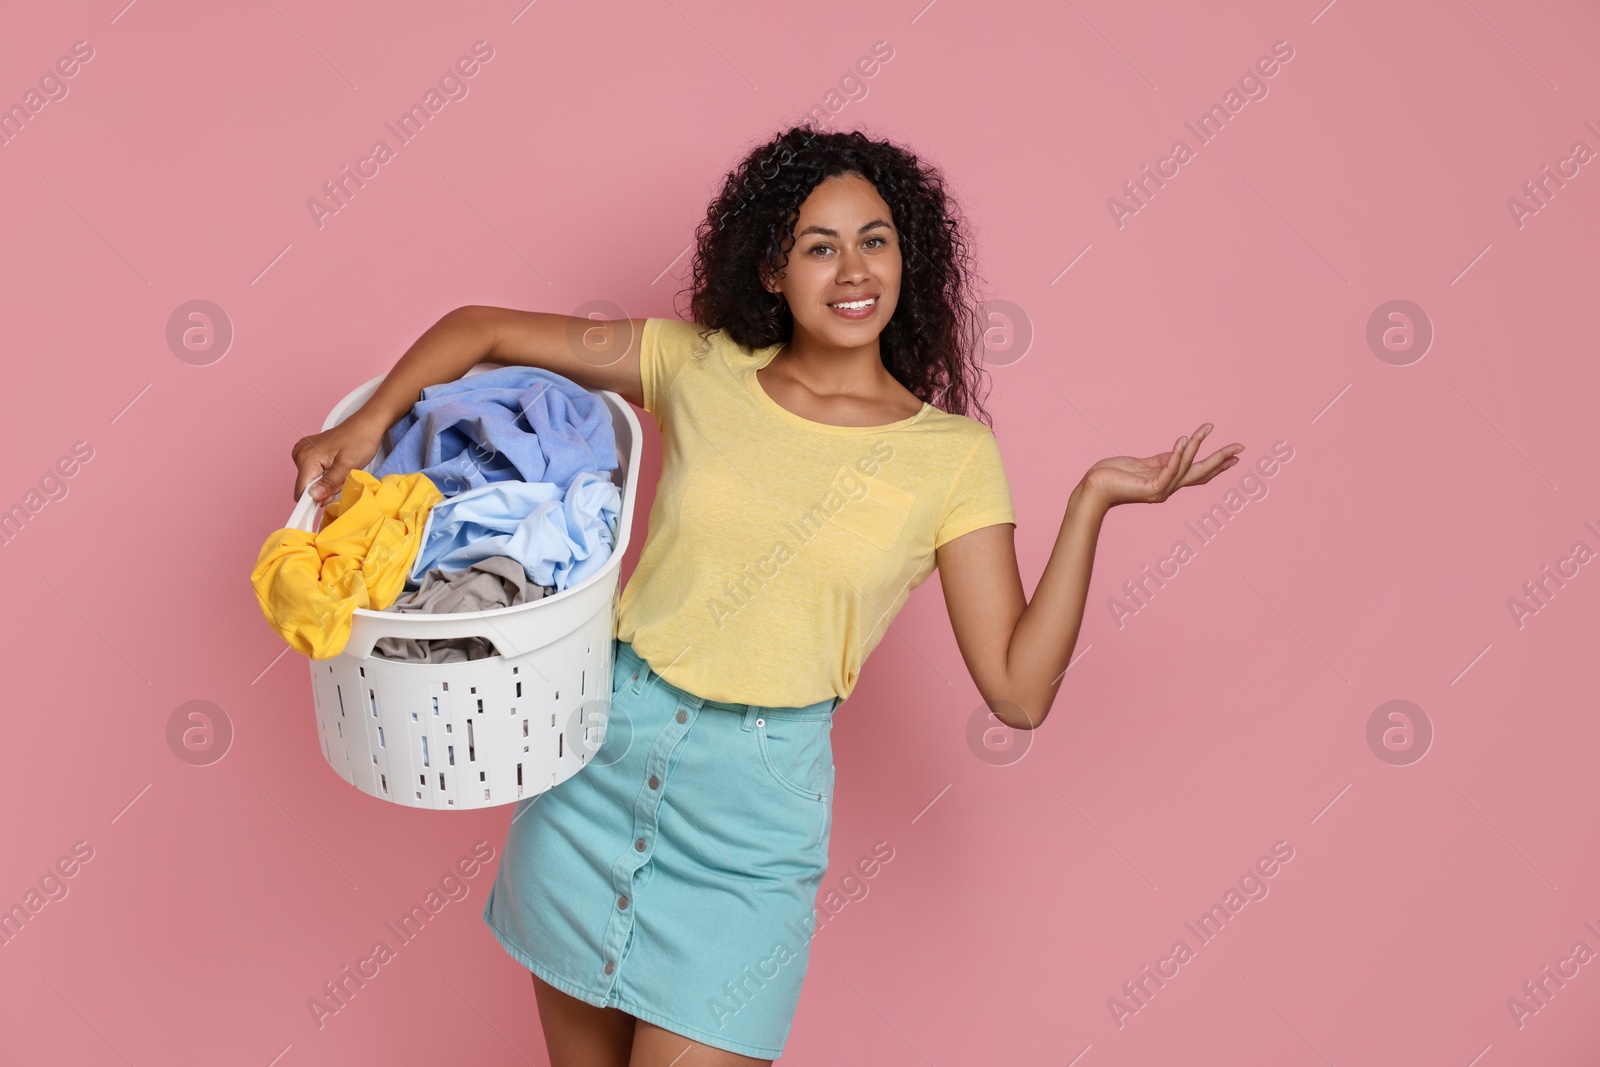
[408,470,622,592]
[371,366,618,495]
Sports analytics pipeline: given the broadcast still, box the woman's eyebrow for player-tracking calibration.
[796,218,894,238]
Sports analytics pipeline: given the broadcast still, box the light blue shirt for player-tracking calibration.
[409,470,621,591]
[372,365,618,496]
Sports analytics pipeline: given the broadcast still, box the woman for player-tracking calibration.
[289,125,1242,1066]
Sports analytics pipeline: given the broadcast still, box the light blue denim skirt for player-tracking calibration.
[482,637,841,1060]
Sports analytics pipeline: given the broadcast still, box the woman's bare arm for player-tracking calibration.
[937,424,1243,730]
[290,305,648,502]
[937,485,1102,731]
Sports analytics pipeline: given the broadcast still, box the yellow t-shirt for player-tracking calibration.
[615,317,1016,706]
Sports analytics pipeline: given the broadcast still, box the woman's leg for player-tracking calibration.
[531,971,637,1067]
[628,1019,773,1067]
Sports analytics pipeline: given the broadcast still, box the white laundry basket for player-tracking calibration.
[281,364,643,811]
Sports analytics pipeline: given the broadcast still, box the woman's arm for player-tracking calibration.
[937,423,1242,730]
[936,483,1102,731]
[290,305,647,502]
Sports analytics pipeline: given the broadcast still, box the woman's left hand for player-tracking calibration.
[1081,423,1244,509]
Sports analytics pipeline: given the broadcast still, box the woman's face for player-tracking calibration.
[765,172,902,350]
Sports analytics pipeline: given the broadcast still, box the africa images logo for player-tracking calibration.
[707,441,896,629]
[306,41,495,230]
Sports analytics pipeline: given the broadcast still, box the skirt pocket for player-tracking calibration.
[753,715,833,803]
[751,714,834,861]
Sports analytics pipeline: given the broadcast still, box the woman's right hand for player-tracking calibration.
[291,412,388,504]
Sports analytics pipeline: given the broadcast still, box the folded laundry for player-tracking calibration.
[370,365,618,496]
[370,555,556,664]
[251,470,443,659]
[408,469,621,592]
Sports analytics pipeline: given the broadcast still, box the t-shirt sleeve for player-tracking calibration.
[935,429,1017,550]
[639,317,707,427]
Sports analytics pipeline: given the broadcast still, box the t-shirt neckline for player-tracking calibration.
[746,343,932,435]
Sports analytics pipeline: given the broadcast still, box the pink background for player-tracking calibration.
[4,0,1599,1063]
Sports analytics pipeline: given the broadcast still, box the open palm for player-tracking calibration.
[1083,423,1244,508]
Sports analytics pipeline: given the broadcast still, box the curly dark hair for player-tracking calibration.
[678,124,995,425]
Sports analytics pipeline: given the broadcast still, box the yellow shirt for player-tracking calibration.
[615,317,1016,706]
[251,470,443,659]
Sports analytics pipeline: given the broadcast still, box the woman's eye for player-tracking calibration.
[808,236,888,256]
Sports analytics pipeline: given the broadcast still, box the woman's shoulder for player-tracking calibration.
[647,316,714,350]
[916,404,999,442]
[893,407,1005,476]
[647,317,770,365]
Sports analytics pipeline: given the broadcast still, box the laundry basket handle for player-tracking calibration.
[287,486,323,534]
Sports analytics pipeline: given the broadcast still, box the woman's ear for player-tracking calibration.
[758,263,783,295]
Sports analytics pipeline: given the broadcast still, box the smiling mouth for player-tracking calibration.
[827,296,878,310]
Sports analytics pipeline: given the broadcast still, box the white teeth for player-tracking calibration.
[830,298,875,309]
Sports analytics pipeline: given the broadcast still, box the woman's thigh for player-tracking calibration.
[629,1018,773,1067]
[529,976,774,1067]
[532,971,636,1067]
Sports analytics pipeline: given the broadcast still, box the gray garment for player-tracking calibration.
[371,555,556,663]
